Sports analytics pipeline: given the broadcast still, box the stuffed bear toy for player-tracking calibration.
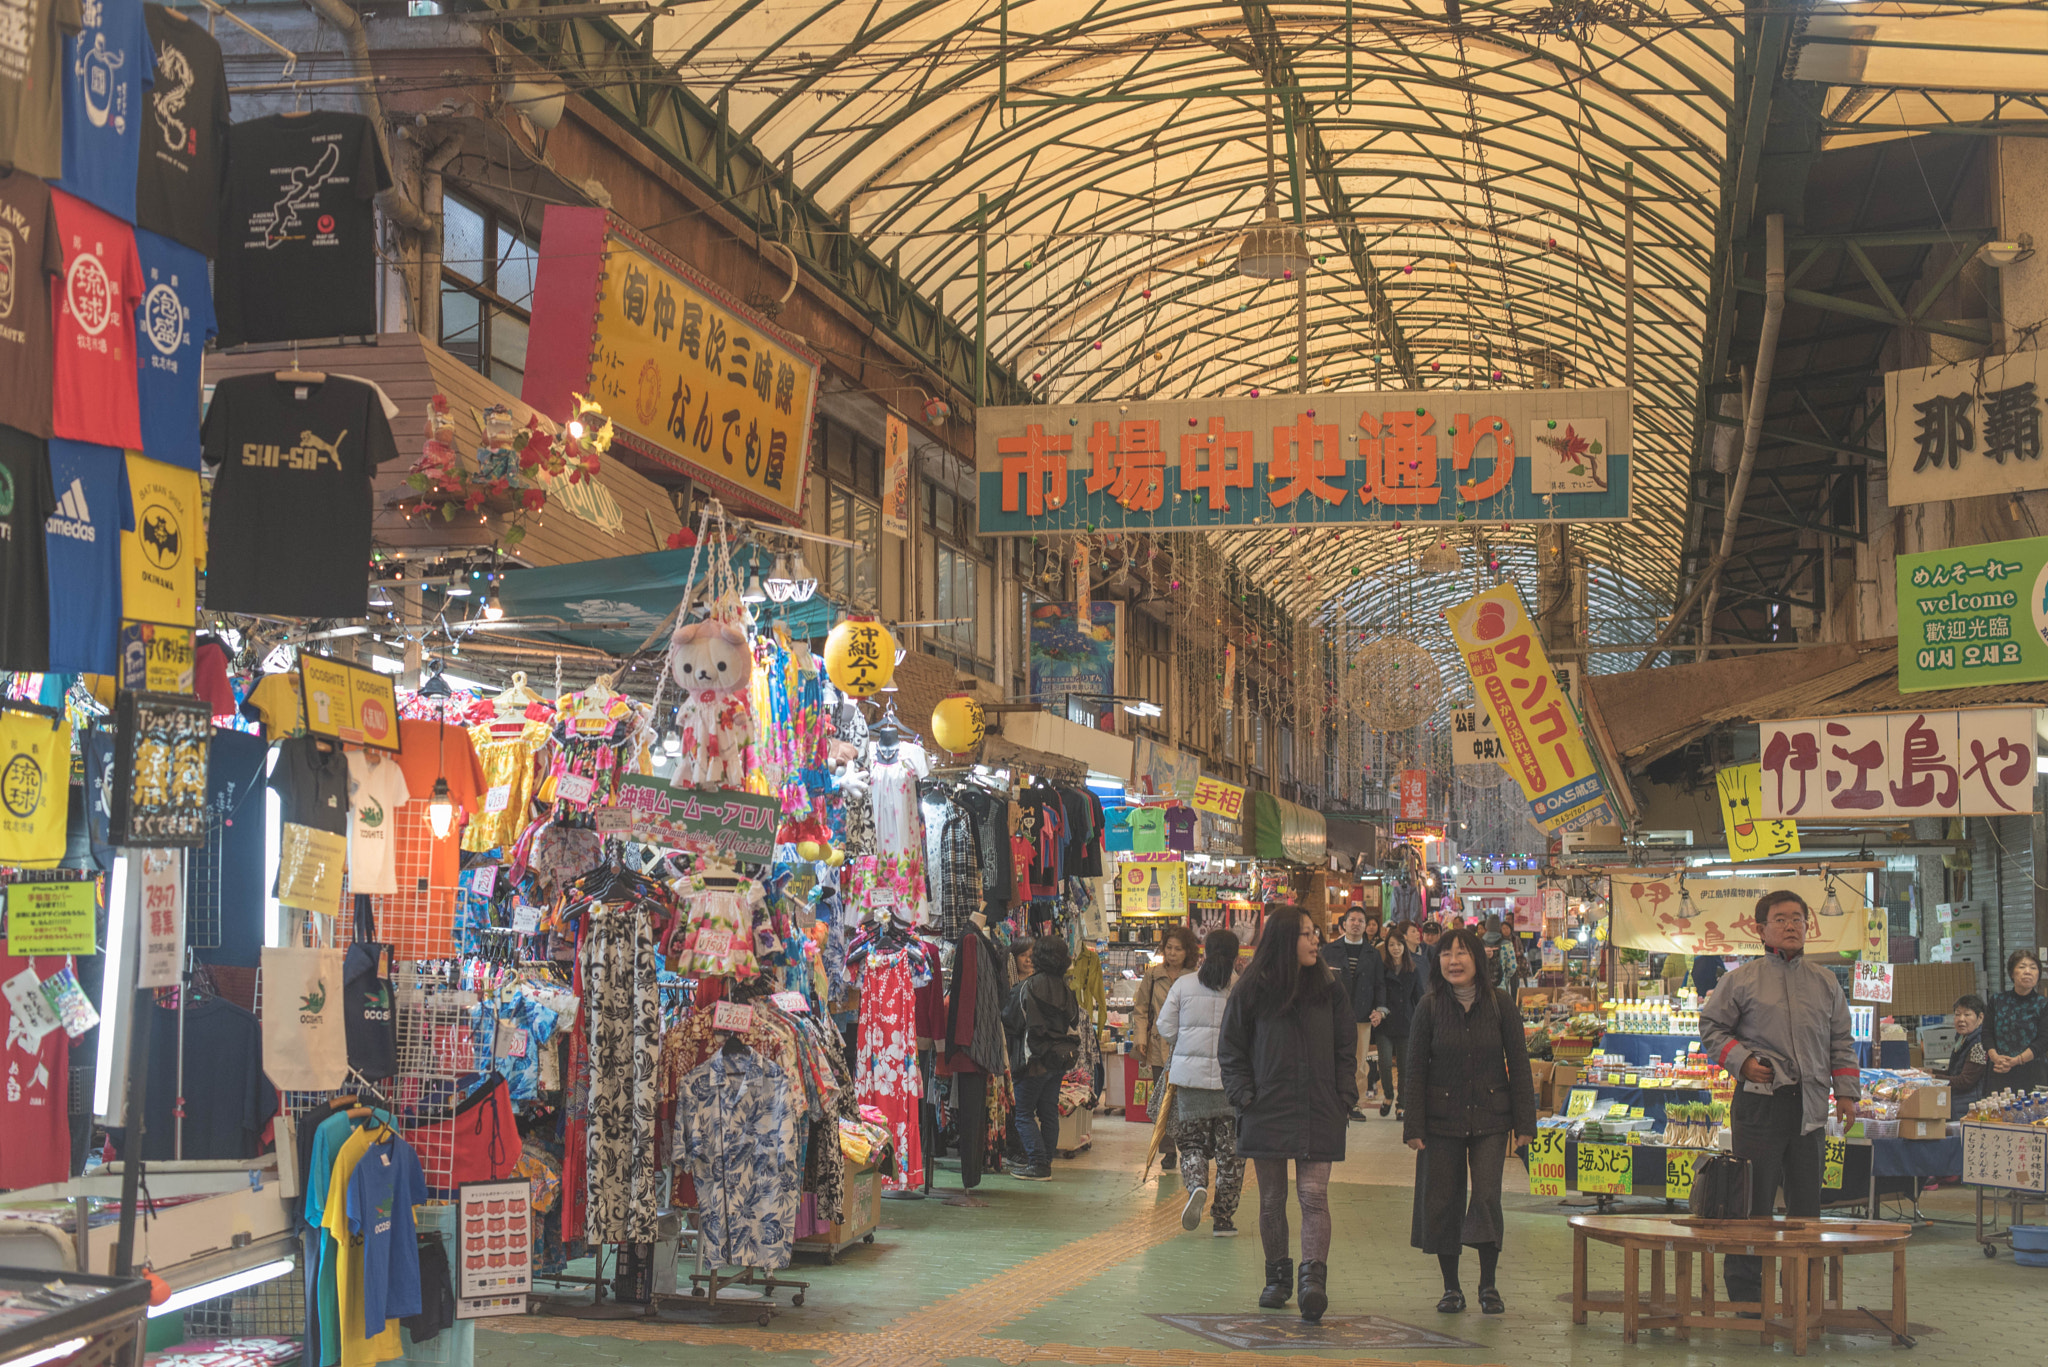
[667,616,755,789]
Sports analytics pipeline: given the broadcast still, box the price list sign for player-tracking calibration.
[1577,1142,1634,1196]
[1963,1123,2048,1193]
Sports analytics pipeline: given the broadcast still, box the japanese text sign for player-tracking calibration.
[1715,762,1800,861]
[1757,708,2034,818]
[1399,769,1428,820]
[1527,1126,1568,1196]
[2,881,96,955]
[1192,775,1245,821]
[137,848,184,989]
[1445,584,1615,831]
[974,388,1633,535]
[300,657,400,752]
[881,410,911,539]
[1452,707,1508,768]
[1886,350,2048,506]
[1577,1142,1633,1195]
[1897,534,2048,691]
[1610,870,1869,956]
[1852,961,1895,1004]
[615,774,780,864]
[112,691,210,847]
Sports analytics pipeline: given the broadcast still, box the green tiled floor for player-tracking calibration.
[478,1112,2044,1367]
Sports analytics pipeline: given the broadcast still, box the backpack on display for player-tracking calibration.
[1689,1153,1753,1220]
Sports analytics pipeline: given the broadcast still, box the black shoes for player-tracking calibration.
[1379,1102,1392,1117]
[1259,1257,1294,1309]
[1478,1286,1505,1315]
[1298,1260,1329,1323]
[1437,1289,1466,1313]
[1348,1109,1369,1122]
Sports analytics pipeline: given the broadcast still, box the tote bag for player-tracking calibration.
[261,946,349,1091]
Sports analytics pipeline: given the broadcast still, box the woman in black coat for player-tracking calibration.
[1369,925,1424,1118]
[1402,925,1537,1316]
[1218,903,1357,1324]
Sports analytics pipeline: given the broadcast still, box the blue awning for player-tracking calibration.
[496,546,843,655]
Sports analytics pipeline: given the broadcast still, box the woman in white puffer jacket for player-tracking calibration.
[1158,928,1243,1235]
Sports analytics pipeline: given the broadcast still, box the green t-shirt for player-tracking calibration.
[1128,808,1167,855]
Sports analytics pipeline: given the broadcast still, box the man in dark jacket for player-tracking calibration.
[1416,921,1444,991]
[1011,936,1081,1181]
[1323,908,1381,1121]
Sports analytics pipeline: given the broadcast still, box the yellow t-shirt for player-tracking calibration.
[321,1125,404,1367]
[0,711,71,868]
[248,671,304,738]
[122,455,203,624]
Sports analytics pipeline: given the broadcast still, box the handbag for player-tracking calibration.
[1689,1153,1754,1220]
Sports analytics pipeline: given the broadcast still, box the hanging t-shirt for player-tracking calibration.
[0,0,82,179]
[43,439,132,674]
[54,0,153,222]
[132,994,273,1159]
[271,734,350,835]
[1102,805,1133,853]
[0,428,56,673]
[1127,806,1167,855]
[320,1125,404,1367]
[133,227,214,468]
[0,171,64,438]
[0,953,71,1188]
[50,190,144,449]
[135,4,228,255]
[192,636,235,717]
[341,941,396,1079]
[83,724,116,869]
[393,718,486,899]
[119,452,198,624]
[200,374,398,617]
[345,752,410,896]
[346,1133,425,1344]
[215,111,390,347]
[243,668,303,737]
[190,725,267,967]
[1164,806,1196,852]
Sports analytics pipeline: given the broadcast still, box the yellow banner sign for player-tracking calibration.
[1825,1136,1845,1190]
[1192,775,1245,821]
[1611,870,1869,956]
[119,621,193,694]
[590,232,818,518]
[299,658,401,752]
[1121,860,1188,918]
[1445,584,1614,831]
[1577,1142,1634,1195]
[1528,1127,1568,1197]
[1715,762,1800,862]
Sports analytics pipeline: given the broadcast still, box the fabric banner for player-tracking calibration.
[1609,870,1870,956]
[261,945,348,1091]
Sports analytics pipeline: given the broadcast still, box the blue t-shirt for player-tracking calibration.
[346,1135,426,1338]
[56,0,156,223]
[305,1108,394,1367]
[1102,806,1134,852]
[44,439,133,673]
[133,228,215,469]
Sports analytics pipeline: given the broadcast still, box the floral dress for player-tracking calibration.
[580,903,665,1244]
[676,1046,802,1269]
[855,944,928,1191]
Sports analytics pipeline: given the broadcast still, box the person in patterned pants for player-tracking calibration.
[1158,929,1245,1235]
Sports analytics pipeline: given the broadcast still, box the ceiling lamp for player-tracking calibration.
[368,583,394,610]
[1419,539,1461,575]
[764,553,797,603]
[740,568,768,604]
[483,586,505,621]
[786,548,818,603]
[1237,92,1311,282]
[443,578,471,598]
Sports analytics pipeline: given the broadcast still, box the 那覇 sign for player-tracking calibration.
[1757,708,2034,819]
[1886,350,2048,506]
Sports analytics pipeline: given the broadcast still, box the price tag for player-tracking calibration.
[712,1000,756,1033]
[1624,1073,1640,1087]
[1666,1149,1699,1202]
[1630,1106,1646,1118]
[2,968,60,1046]
[695,928,734,960]
[1824,1136,1845,1190]
[1578,1142,1634,1195]
[512,904,543,935]
[1527,1128,1569,1197]
[473,867,498,898]
[770,990,811,1015]
[495,1021,530,1059]
[556,773,597,806]
[595,809,632,833]
[484,784,512,814]
[1566,1088,1599,1118]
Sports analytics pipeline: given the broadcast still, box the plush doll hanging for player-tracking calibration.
[667,615,756,789]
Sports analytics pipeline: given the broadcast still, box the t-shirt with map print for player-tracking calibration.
[345,750,410,896]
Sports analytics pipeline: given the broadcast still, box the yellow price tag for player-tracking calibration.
[1666,1149,1699,1201]
[1566,1089,1599,1118]
[1528,1129,1569,1197]
[1624,1073,1640,1086]
[1579,1142,1634,1195]
[1630,1106,1646,1118]
[1824,1137,1845,1190]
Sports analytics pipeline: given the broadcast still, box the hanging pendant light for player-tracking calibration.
[1237,92,1311,282]
[764,553,797,603]
[1819,876,1845,918]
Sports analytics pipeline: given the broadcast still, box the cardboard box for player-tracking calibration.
[1902,1117,1947,1140]
[1899,1083,1951,1119]
[1543,1063,1581,1112]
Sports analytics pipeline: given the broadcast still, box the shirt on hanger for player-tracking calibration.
[1164,806,1196,852]
[344,752,410,896]
[0,428,56,673]
[83,725,116,869]
[0,710,70,867]
[193,637,236,717]
[43,439,132,674]
[0,171,63,437]
[1127,806,1167,855]
[0,953,70,1188]
[346,1134,425,1339]
[120,452,200,625]
[215,111,390,347]
[244,669,303,737]
[320,1124,404,1367]
[135,3,229,255]
[272,734,350,835]
[0,0,81,178]
[393,718,486,896]
[200,373,399,617]
[133,227,215,468]
[1102,805,1134,853]
[191,726,269,967]
[50,190,144,449]
[54,0,153,222]
[133,994,273,1158]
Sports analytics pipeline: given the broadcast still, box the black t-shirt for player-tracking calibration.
[0,172,62,438]
[0,425,54,672]
[200,374,397,616]
[131,996,277,1160]
[192,727,269,967]
[269,733,350,835]
[135,5,229,257]
[343,940,397,1079]
[84,725,116,869]
[215,111,389,346]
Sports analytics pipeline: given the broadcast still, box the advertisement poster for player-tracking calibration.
[299,657,401,752]
[137,849,184,989]
[1608,870,1871,956]
[1896,534,2048,691]
[1714,762,1800,860]
[1120,860,1187,918]
[1,881,96,955]
[1130,738,1199,800]
[457,1179,532,1318]
[1757,707,2033,818]
[1445,584,1614,831]
[1028,601,1120,703]
[119,622,193,694]
[881,410,912,538]
[112,690,210,847]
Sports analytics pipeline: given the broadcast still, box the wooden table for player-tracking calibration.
[1568,1215,1911,1355]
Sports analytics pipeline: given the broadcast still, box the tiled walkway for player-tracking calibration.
[479,1114,2033,1366]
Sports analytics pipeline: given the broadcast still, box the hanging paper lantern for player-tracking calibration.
[923,396,952,424]
[824,615,896,697]
[796,840,828,862]
[932,693,987,754]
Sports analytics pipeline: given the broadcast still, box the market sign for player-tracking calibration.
[1714,762,1799,861]
[1452,707,1507,768]
[1885,350,2048,506]
[1445,584,1615,831]
[1192,775,1245,820]
[1457,873,1537,897]
[973,388,1633,535]
[522,207,819,520]
[1398,769,1428,819]
[1896,532,2048,691]
[609,774,779,864]
[1610,870,1870,956]
[111,691,209,847]
[1757,707,2034,819]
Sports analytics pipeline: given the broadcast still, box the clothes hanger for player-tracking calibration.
[493,670,539,714]
[274,340,325,386]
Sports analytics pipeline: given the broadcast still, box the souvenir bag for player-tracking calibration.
[665,501,756,790]
[259,946,348,1090]
[1689,1153,1754,1220]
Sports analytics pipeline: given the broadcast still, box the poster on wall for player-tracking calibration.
[299,657,401,752]
[111,691,210,847]
[1131,738,1199,800]
[1028,601,1120,703]
[1757,708,2034,818]
[1885,350,2048,506]
[1715,762,1800,860]
[456,1179,532,1318]
[1608,870,1871,956]
[881,410,912,539]
[1120,860,1188,918]
[1896,534,2048,691]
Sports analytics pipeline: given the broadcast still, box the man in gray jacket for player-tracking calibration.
[1699,889,1861,1309]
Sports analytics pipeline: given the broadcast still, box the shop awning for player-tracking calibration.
[1249,791,1327,865]
[496,546,841,656]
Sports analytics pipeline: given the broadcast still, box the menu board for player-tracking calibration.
[1963,1123,2048,1193]
[456,1179,532,1318]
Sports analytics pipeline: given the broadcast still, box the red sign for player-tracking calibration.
[1399,769,1428,820]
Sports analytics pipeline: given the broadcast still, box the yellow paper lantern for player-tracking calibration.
[795,840,827,862]
[825,846,846,867]
[823,614,896,697]
[931,692,986,755]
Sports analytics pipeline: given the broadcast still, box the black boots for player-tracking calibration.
[1298,1260,1329,1322]
[1258,1257,1294,1309]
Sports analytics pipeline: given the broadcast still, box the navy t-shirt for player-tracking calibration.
[133,227,214,468]
[43,438,132,673]
[55,0,155,223]
[191,727,269,967]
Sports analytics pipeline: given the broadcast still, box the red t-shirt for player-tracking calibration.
[50,190,144,450]
[0,954,72,1190]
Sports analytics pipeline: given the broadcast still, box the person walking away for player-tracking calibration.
[1012,935,1081,1181]
[1323,907,1382,1121]
[1134,925,1200,1159]
[1159,929,1245,1235]
[1219,904,1356,1323]
[1374,925,1423,1119]
[1987,950,2048,1094]
[1416,921,1444,991]
[1403,926,1536,1315]
[1001,939,1035,1164]
[1941,994,1991,1118]
[1699,890,1860,1310]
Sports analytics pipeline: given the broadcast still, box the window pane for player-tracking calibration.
[443,198,487,287]
[489,309,528,391]
[441,286,482,369]
[496,224,537,306]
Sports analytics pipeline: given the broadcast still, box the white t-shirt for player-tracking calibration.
[345,751,412,895]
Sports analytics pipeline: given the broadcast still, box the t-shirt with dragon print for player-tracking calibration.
[135,3,228,256]
[346,750,411,896]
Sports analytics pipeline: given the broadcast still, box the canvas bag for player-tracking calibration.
[261,945,349,1091]
[1689,1152,1754,1220]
